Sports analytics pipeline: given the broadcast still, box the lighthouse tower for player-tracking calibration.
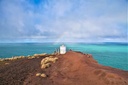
[60,45,66,54]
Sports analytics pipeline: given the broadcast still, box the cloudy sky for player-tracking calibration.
[0,0,127,43]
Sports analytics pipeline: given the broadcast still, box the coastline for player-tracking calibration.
[0,51,128,85]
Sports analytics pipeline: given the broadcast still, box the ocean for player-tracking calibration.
[0,43,128,71]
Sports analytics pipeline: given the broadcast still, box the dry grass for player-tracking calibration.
[36,73,46,78]
[36,56,59,79]
[41,57,58,64]
[5,63,10,65]
[36,73,41,76]
[0,56,25,61]
[40,73,47,78]
[40,57,58,69]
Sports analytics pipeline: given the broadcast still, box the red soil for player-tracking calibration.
[0,51,128,85]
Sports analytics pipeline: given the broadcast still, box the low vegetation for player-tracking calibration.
[36,73,41,77]
[40,56,58,69]
[0,53,48,61]
[35,56,59,78]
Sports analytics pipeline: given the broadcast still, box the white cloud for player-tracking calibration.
[0,0,127,43]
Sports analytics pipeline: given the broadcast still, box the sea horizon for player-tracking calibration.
[0,42,128,45]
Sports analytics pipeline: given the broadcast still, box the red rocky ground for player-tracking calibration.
[0,51,128,85]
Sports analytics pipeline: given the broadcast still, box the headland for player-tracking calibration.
[0,51,128,85]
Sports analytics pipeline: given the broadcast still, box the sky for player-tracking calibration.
[0,0,127,43]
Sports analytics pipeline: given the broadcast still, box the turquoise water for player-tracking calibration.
[0,43,128,71]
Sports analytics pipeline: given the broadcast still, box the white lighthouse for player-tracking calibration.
[60,45,66,54]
